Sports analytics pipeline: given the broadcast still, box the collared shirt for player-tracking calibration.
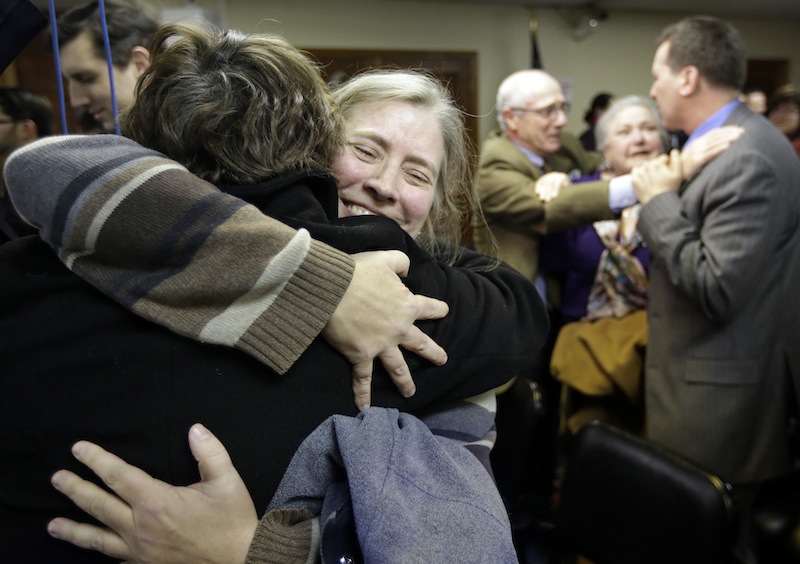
[685,99,741,148]
[512,141,547,171]
[608,100,741,212]
[609,174,637,212]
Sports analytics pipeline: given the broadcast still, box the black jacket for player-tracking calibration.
[0,172,547,562]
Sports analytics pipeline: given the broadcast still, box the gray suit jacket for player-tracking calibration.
[639,103,800,484]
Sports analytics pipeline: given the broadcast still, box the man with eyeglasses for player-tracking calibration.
[471,69,622,535]
[0,87,52,243]
[472,69,618,291]
[471,69,736,527]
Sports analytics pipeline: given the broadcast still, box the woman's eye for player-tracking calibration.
[406,169,432,185]
[353,145,377,159]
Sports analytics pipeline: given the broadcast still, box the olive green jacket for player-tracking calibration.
[472,130,612,282]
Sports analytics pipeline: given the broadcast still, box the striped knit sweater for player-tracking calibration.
[5,134,546,562]
[5,134,354,374]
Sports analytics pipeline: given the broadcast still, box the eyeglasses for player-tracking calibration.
[510,102,571,119]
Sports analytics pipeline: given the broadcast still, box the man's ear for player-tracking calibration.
[15,118,38,144]
[678,65,700,97]
[501,107,518,134]
[129,46,151,77]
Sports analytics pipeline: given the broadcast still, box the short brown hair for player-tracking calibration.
[52,0,157,67]
[122,23,343,185]
[658,16,746,91]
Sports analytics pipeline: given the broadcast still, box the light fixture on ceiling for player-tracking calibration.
[557,3,608,42]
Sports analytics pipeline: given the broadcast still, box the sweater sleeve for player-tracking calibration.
[246,507,319,564]
[3,135,354,374]
[474,133,614,237]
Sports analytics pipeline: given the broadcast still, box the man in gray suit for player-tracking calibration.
[632,16,800,561]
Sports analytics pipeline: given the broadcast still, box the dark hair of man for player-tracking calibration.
[52,0,158,67]
[658,16,746,91]
[121,23,344,186]
[0,87,53,137]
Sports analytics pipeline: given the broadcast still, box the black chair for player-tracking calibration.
[554,421,738,564]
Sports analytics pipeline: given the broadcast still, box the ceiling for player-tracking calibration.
[32,0,800,20]
[390,0,800,19]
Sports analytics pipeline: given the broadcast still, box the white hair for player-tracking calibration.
[495,69,559,133]
[594,95,669,152]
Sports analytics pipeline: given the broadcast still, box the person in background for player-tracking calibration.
[634,16,800,562]
[579,91,614,151]
[0,86,52,242]
[471,68,736,534]
[542,95,740,434]
[766,85,800,158]
[51,0,157,133]
[740,86,767,115]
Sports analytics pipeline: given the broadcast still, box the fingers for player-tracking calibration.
[362,249,411,278]
[377,345,417,398]
[534,172,570,202]
[187,424,236,484]
[47,517,130,559]
[680,125,744,179]
[50,468,133,547]
[69,441,159,507]
[668,148,683,174]
[352,361,374,411]
[398,323,447,366]
[411,294,449,322]
[704,125,744,146]
[352,325,447,411]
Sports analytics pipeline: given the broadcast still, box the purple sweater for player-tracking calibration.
[540,174,650,323]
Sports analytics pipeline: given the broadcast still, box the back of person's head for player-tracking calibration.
[594,95,668,153]
[495,69,557,132]
[767,85,800,116]
[766,85,800,138]
[122,23,343,185]
[583,92,614,125]
[53,0,158,67]
[658,16,746,92]
[333,69,473,249]
[0,87,53,137]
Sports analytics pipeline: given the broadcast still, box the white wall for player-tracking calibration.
[156,0,800,140]
[537,9,800,135]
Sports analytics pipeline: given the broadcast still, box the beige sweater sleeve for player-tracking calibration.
[246,507,319,564]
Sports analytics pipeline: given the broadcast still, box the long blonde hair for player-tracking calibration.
[333,69,479,263]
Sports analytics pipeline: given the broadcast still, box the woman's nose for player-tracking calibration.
[364,164,399,201]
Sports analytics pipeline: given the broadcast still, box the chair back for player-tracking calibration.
[555,421,738,564]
